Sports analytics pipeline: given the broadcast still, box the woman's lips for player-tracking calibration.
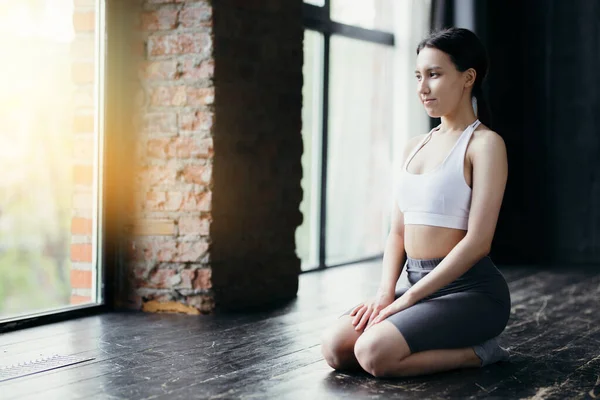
[423,99,436,104]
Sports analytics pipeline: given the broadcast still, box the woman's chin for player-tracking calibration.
[425,109,442,118]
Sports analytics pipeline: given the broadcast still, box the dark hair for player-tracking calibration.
[417,27,491,127]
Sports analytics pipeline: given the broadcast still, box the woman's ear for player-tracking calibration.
[464,68,477,88]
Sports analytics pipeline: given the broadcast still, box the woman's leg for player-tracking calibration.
[320,315,364,371]
[353,288,509,378]
[321,310,504,376]
[321,287,414,372]
[353,320,481,378]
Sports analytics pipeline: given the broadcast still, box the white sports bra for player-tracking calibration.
[396,119,481,230]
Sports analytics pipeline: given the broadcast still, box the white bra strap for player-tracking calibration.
[403,125,440,169]
[451,119,481,171]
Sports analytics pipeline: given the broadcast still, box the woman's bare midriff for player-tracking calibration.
[404,225,467,259]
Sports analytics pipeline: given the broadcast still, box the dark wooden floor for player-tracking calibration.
[1,260,600,399]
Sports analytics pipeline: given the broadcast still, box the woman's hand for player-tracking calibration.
[349,289,395,332]
[365,294,414,331]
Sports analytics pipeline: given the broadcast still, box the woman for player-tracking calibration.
[320,27,511,378]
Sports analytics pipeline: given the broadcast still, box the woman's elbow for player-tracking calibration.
[464,234,492,258]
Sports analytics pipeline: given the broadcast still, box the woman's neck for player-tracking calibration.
[439,98,478,133]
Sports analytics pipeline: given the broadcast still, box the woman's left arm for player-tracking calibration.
[369,131,508,326]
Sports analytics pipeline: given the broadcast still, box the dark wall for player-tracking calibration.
[477,0,600,265]
[211,0,304,310]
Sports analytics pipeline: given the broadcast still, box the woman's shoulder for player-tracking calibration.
[471,124,506,156]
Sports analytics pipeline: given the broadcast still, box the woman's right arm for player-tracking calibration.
[350,135,424,331]
[377,134,425,295]
[377,203,406,296]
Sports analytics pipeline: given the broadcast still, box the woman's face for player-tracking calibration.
[415,47,472,118]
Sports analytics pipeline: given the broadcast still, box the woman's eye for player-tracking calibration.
[415,75,422,81]
[430,73,439,78]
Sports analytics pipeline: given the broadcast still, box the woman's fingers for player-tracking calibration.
[349,303,364,318]
[355,307,373,331]
[373,307,391,325]
[366,307,380,329]
[366,307,390,331]
[351,305,366,326]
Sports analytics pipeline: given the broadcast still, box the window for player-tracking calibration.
[299,2,395,271]
[296,30,324,269]
[331,0,394,32]
[0,0,105,322]
[326,36,394,266]
[304,0,325,6]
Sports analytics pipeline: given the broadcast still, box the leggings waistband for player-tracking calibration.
[406,255,494,272]
[405,256,445,270]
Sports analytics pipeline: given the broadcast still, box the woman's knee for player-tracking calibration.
[353,322,411,378]
[320,317,360,370]
[354,333,389,377]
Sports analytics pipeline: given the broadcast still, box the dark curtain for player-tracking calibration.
[427,0,600,266]
[430,0,454,32]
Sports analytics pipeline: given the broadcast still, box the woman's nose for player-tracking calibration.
[418,80,430,95]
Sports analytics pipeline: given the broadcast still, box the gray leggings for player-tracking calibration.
[340,255,511,353]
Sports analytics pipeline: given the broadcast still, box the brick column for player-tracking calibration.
[124,0,215,314]
[114,0,303,314]
[70,0,97,305]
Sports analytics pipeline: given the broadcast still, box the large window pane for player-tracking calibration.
[297,30,323,271]
[0,0,103,320]
[326,35,394,265]
[331,0,394,32]
[304,0,325,6]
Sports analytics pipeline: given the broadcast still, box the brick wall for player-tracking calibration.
[114,0,303,314]
[70,0,97,305]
